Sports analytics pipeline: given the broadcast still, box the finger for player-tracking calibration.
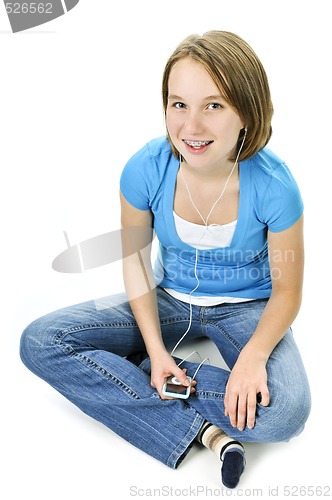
[246,391,258,429]
[151,375,170,389]
[227,392,239,428]
[224,384,229,416]
[174,367,191,386]
[189,379,197,394]
[236,395,247,431]
[259,387,270,407]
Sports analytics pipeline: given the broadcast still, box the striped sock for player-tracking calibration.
[197,421,245,489]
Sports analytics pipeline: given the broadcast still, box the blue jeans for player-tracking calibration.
[20,287,311,469]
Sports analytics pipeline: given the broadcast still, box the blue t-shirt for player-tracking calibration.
[120,136,303,299]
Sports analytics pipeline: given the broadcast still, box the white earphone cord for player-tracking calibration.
[180,129,247,227]
[170,130,247,372]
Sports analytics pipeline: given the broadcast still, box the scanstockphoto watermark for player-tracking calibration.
[129,485,264,497]
[129,484,331,497]
[3,0,79,32]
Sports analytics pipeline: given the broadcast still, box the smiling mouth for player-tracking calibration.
[183,139,213,149]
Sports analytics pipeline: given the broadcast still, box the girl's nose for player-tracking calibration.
[183,111,205,136]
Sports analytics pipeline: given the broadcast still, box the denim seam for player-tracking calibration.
[203,320,242,353]
[54,322,138,334]
[52,330,141,400]
[159,316,191,326]
[194,390,225,399]
[166,411,205,468]
[199,308,208,336]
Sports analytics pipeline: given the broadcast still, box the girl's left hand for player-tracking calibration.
[224,354,270,430]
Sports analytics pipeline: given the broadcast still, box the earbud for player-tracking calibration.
[239,127,247,141]
[240,127,247,146]
[238,127,247,148]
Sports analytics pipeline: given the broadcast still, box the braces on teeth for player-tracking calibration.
[184,140,211,147]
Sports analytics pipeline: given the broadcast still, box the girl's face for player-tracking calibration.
[166,58,244,171]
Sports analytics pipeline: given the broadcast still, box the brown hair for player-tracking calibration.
[162,31,274,162]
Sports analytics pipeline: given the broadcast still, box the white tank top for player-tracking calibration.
[160,212,253,306]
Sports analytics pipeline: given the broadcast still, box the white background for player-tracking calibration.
[1,1,330,498]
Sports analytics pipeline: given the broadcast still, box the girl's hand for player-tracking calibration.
[150,349,196,399]
[224,353,270,430]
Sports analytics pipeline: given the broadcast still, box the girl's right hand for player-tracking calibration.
[149,349,196,399]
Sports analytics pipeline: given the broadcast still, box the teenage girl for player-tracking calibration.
[20,31,311,489]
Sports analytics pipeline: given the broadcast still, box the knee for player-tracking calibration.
[286,383,312,440]
[262,381,311,442]
[20,315,56,374]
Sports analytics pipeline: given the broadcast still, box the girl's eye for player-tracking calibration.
[208,103,222,110]
[173,102,186,109]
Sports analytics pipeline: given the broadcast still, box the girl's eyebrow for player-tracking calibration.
[168,94,184,101]
[203,94,226,101]
[168,94,226,102]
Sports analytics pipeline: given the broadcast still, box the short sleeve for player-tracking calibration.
[262,163,304,232]
[120,144,152,210]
